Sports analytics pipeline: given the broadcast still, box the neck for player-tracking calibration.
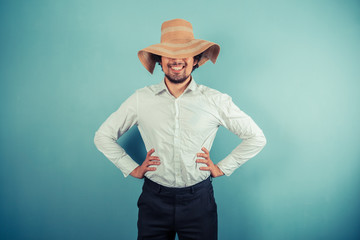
[164,75,192,98]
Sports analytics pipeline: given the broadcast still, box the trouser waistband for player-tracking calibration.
[143,177,212,194]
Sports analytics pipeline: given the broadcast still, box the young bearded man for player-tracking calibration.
[94,18,266,240]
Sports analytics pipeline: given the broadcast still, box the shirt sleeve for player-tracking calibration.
[216,94,267,176]
[94,92,139,177]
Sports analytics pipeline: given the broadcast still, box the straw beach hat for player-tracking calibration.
[138,19,220,74]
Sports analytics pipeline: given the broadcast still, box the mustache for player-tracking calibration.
[167,62,187,67]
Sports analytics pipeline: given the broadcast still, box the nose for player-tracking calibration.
[169,58,185,64]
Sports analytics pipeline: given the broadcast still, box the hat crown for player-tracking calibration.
[161,19,194,43]
[138,18,220,74]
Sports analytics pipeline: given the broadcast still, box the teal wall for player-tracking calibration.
[1,0,359,239]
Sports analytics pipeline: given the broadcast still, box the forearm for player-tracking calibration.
[94,92,140,177]
[217,134,266,176]
[94,130,139,177]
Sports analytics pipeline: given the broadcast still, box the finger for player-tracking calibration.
[147,161,160,166]
[148,156,160,161]
[196,153,207,158]
[201,147,209,154]
[145,158,160,164]
[146,148,155,157]
[196,159,208,165]
[147,159,160,164]
[199,167,211,171]
[146,167,157,171]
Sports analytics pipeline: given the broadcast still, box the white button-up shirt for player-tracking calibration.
[94,79,266,187]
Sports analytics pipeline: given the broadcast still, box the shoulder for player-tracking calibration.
[196,84,233,104]
[134,82,163,95]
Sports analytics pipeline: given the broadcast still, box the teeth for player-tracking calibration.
[171,66,183,70]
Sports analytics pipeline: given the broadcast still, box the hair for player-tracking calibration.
[152,53,203,72]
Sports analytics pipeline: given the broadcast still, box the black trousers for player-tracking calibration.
[137,177,218,240]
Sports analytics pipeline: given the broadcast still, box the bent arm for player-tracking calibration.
[216,94,267,176]
[94,92,139,177]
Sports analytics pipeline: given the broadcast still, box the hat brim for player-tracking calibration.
[138,39,220,74]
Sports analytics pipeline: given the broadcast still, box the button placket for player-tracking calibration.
[174,99,182,183]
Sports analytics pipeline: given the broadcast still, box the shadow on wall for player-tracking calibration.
[118,126,147,165]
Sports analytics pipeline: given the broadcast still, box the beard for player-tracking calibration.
[162,62,192,84]
[164,73,191,84]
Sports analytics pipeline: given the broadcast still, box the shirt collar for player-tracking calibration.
[154,77,198,95]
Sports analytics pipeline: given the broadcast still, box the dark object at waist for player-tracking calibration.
[143,177,212,194]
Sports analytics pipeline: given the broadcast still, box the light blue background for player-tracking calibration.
[1,0,359,239]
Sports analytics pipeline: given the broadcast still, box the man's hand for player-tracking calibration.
[196,147,224,178]
[130,148,160,179]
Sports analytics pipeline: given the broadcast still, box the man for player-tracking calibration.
[94,19,266,240]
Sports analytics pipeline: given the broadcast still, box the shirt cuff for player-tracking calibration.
[216,156,240,176]
[113,155,140,177]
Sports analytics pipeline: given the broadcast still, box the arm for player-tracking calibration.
[215,94,267,176]
[196,147,224,178]
[130,148,160,179]
[94,92,140,177]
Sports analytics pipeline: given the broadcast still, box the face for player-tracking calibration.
[161,56,198,84]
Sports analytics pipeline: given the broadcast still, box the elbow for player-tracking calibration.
[94,130,117,151]
[257,133,267,149]
[94,131,102,149]
[262,135,267,148]
[94,132,99,148]
[262,133,267,147]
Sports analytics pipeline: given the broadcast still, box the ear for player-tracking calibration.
[193,58,199,66]
[160,56,164,66]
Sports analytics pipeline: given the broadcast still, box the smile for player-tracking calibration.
[169,65,185,73]
[171,66,183,70]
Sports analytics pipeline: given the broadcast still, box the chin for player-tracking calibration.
[165,74,191,84]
